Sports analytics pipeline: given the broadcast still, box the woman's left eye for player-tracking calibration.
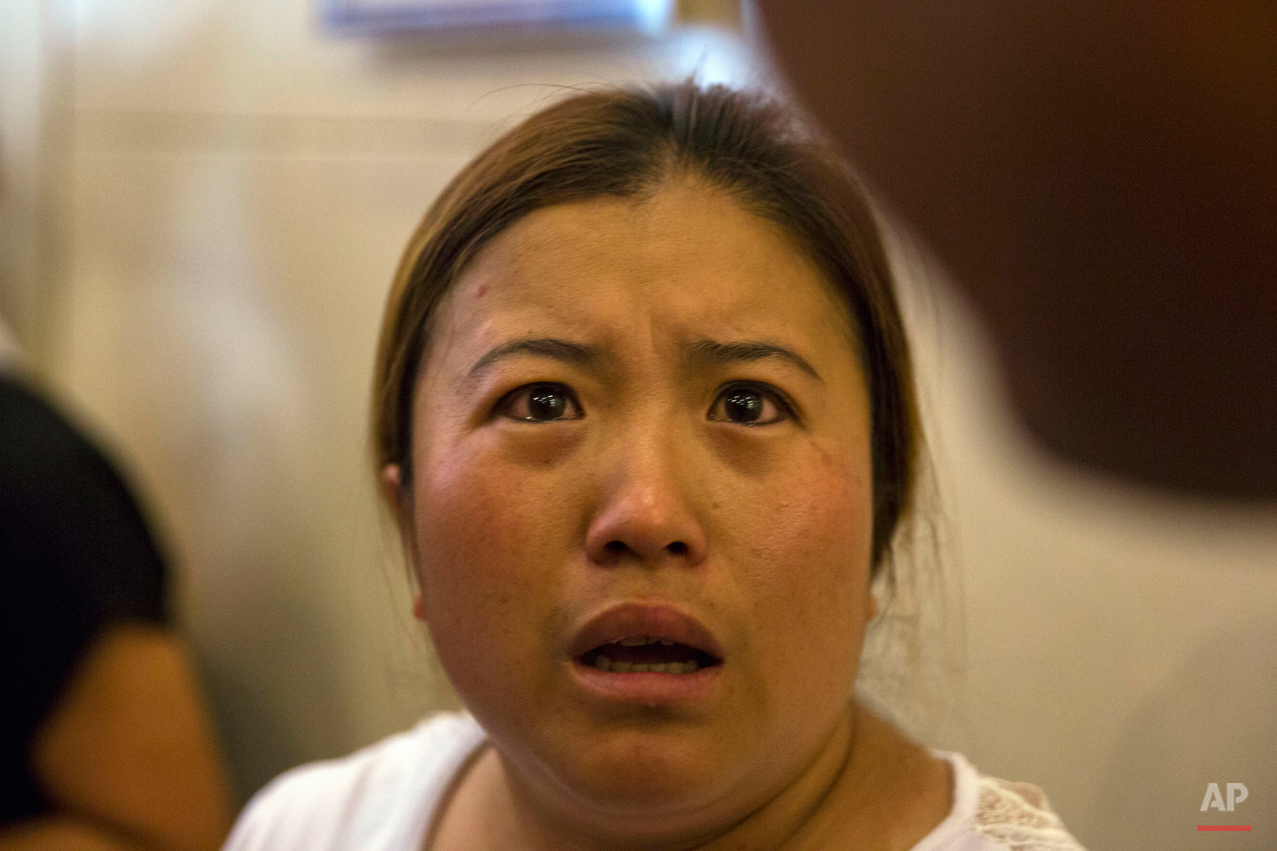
[496,383,583,422]
[708,383,793,426]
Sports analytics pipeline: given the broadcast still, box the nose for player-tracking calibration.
[583,421,708,568]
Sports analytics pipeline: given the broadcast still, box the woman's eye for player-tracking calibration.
[497,383,583,422]
[708,384,792,426]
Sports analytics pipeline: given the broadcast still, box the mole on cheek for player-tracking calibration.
[476,284,488,299]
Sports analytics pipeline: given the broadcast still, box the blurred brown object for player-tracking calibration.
[756,0,1277,498]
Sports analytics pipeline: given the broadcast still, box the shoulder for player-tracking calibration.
[224,713,485,851]
[921,752,1088,851]
[969,772,1087,851]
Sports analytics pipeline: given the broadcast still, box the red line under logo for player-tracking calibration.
[1197,825,1251,831]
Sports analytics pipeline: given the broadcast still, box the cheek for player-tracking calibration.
[734,443,874,683]
[407,437,567,687]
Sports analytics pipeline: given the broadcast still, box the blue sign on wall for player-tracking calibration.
[324,0,673,35]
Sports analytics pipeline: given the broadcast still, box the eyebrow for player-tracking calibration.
[466,338,601,383]
[465,336,822,385]
[683,339,823,383]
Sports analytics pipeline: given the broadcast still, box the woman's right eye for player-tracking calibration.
[496,383,583,422]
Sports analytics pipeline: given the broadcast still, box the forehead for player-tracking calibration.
[433,182,857,363]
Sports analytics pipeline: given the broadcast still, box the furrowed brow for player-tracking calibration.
[466,338,601,384]
[683,339,823,383]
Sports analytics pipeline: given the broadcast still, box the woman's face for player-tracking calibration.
[389,181,877,830]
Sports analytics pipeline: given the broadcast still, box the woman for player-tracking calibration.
[224,82,1085,851]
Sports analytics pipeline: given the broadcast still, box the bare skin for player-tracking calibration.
[1,625,235,851]
[383,180,951,851]
[428,702,951,851]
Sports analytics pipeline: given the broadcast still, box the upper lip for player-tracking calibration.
[568,601,724,662]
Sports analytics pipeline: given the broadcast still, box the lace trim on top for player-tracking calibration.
[972,776,1088,851]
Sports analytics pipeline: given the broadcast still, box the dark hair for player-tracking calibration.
[372,80,920,572]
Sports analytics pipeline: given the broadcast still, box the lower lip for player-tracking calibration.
[568,660,722,704]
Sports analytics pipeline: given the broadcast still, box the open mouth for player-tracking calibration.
[579,635,722,674]
[569,602,726,686]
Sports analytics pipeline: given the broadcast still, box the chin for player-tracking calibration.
[538,719,753,818]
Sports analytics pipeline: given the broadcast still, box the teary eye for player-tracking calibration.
[497,383,583,422]
[708,383,793,426]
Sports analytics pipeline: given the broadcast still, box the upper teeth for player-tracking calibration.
[617,636,675,646]
[591,657,700,674]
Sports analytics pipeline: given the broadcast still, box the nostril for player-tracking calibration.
[600,539,690,559]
